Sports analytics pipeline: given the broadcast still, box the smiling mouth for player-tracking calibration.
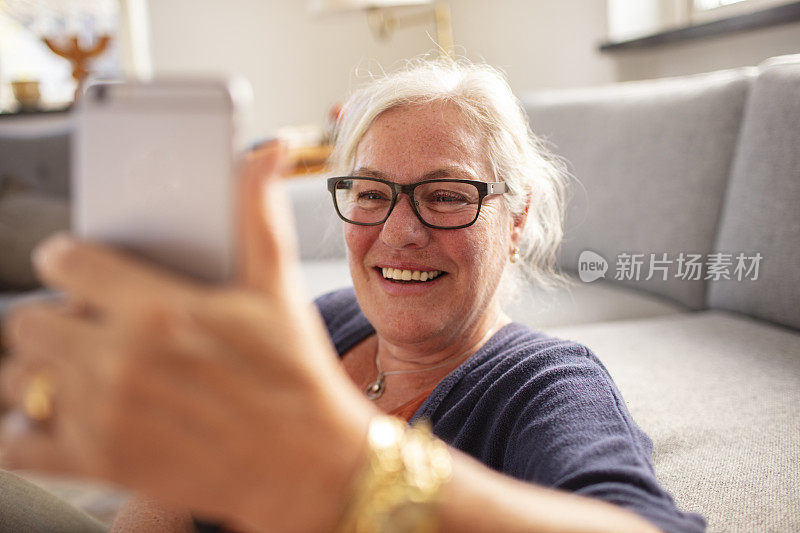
[377,267,446,283]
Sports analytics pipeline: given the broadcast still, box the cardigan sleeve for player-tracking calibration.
[501,345,706,533]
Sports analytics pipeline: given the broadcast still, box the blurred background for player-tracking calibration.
[1,0,799,140]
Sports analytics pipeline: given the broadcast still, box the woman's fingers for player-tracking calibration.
[4,302,103,364]
[183,291,335,386]
[2,301,110,400]
[31,234,200,320]
[237,140,303,294]
[1,299,120,477]
[1,401,113,480]
[0,358,43,413]
[1,410,74,474]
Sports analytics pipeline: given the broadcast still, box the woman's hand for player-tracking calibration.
[0,143,376,532]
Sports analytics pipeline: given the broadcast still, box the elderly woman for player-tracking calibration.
[1,60,705,533]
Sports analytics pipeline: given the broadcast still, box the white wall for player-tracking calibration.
[449,0,800,88]
[450,0,616,92]
[146,0,616,141]
[147,0,434,141]
[146,0,800,141]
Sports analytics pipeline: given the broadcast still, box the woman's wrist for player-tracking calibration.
[335,415,453,533]
[437,451,663,533]
[232,382,375,533]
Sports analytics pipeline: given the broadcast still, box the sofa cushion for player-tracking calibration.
[0,188,70,290]
[503,275,685,328]
[523,67,755,310]
[0,121,71,198]
[300,258,352,299]
[708,55,800,331]
[0,470,108,531]
[12,470,129,527]
[544,311,800,533]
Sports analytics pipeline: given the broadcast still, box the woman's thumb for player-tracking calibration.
[237,140,300,293]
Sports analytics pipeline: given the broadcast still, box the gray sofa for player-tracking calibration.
[288,54,800,532]
[0,115,71,309]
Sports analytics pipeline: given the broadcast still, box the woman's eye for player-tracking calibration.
[358,191,388,201]
[432,192,467,203]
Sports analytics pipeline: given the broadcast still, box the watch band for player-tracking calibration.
[337,415,453,533]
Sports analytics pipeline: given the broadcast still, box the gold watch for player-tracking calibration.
[337,415,453,533]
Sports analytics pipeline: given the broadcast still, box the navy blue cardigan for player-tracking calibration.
[316,288,706,533]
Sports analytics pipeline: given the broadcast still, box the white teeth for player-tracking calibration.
[380,268,443,282]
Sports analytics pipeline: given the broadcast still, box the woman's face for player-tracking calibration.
[345,102,522,348]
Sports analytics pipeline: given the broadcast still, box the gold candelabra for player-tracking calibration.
[42,34,112,100]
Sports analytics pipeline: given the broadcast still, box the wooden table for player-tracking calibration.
[286,144,332,177]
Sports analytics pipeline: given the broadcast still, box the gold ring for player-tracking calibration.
[22,373,55,422]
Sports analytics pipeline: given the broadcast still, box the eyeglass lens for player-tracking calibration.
[334,178,481,228]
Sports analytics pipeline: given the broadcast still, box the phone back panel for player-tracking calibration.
[74,80,243,282]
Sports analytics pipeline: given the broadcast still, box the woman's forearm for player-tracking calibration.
[110,495,196,533]
[109,449,661,533]
[439,450,663,533]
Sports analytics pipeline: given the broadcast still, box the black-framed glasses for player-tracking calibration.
[327,176,507,230]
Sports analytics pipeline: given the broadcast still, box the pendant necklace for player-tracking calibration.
[365,316,503,400]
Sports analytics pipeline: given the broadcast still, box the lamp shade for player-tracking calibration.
[309,0,431,14]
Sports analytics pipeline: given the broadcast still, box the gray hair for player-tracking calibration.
[330,57,569,300]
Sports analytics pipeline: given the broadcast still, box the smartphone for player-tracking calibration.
[73,78,252,282]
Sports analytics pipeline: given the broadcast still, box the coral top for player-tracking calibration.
[387,387,437,422]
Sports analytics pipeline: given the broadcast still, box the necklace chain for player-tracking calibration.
[365,315,503,400]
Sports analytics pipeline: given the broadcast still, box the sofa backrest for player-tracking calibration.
[0,117,72,198]
[523,68,755,309]
[284,175,347,261]
[707,55,800,331]
[0,117,72,292]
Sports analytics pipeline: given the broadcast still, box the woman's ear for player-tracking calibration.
[510,194,531,249]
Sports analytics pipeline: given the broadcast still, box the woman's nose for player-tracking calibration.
[379,195,431,249]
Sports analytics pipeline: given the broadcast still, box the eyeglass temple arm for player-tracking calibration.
[391,181,507,195]
[329,177,506,195]
[486,182,506,195]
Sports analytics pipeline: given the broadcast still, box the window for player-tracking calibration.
[606,0,799,44]
[690,0,795,22]
[694,0,748,10]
